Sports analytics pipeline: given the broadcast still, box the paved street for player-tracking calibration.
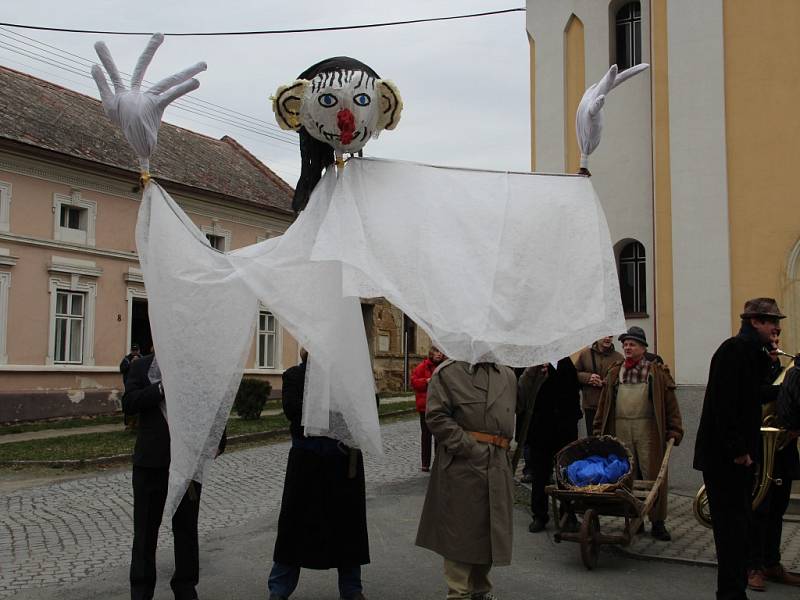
[2,419,798,599]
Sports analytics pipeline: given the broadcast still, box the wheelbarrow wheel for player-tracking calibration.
[579,508,600,570]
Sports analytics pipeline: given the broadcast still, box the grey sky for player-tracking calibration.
[0,1,530,187]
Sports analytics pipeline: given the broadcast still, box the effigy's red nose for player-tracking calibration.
[337,108,355,144]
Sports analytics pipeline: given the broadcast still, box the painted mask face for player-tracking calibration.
[272,62,402,155]
[300,69,380,153]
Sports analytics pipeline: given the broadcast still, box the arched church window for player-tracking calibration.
[619,240,646,315]
[615,2,642,70]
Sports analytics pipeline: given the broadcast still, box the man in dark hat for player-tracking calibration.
[695,298,785,600]
[593,326,683,541]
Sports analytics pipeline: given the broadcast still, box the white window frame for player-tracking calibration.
[53,191,96,247]
[0,271,10,364]
[0,181,11,233]
[46,275,97,366]
[256,308,282,370]
[53,290,85,364]
[201,221,232,252]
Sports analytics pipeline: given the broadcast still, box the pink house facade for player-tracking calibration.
[0,66,299,422]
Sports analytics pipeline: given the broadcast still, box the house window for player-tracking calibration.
[615,2,641,70]
[619,241,647,315]
[378,331,391,353]
[257,310,278,369]
[60,205,86,230]
[206,234,225,251]
[202,222,231,252]
[53,191,96,246]
[54,290,85,363]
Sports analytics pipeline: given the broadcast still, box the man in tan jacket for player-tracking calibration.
[593,326,683,541]
[416,360,517,600]
[574,337,622,436]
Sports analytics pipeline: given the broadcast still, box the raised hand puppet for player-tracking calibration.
[576,62,649,174]
[90,34,643,515]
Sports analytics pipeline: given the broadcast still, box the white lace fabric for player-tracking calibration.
[138,158,624,515]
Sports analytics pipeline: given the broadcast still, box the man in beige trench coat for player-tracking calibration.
[416,360,518,600]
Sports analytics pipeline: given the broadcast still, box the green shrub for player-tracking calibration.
[233,378,272,420]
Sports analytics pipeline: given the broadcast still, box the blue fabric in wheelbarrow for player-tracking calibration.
[566,454,630,487]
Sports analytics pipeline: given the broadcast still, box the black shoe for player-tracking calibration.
[340,593,367,600]
[651,521,671,541]
[269,596,288,600]
[528,516,548,533]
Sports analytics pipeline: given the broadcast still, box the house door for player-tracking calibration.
[130,298,152,353]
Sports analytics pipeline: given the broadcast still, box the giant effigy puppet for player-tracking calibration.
[90,33,647,514]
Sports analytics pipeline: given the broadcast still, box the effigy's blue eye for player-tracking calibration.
[353,93,371,106]
[318,93,338,107]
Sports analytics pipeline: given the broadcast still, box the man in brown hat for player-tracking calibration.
[695,298,785,600]
[593,326,683,541]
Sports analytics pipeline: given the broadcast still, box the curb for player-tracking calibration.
[0,408,416,469]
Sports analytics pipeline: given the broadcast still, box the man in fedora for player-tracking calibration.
[593,326,683,541]
[695,298,784,600]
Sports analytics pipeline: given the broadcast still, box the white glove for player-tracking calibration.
[575,63,649,173]
[91,33,206,176]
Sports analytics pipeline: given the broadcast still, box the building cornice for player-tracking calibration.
[0,140,295,217]
[0,147,295,233]
[0,231,140,262]
[0,364,119,373]
[48,263,103,278]
[124,268,144,284]
[243,368,285,376]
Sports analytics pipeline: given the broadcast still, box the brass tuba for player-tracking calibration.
[693,356,795,528]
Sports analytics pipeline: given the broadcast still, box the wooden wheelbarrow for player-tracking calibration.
[544,438,675,570]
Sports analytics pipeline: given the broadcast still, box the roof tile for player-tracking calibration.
[0,65,294,213]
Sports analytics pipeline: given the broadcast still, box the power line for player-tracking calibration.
[0,26,297,139]
[0,33,299,148]
[0,52,302,180]
[0,8,525,37]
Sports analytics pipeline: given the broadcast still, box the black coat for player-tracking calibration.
[273,360,370,569]
[524,358,582,450]
[775,366,800,480]
[123,354,170,468]
[122,354,226,469]
[694,325,779,474]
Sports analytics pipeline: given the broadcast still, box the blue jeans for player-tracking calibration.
[268,562,362,598]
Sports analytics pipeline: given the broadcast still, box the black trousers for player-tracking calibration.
[131,466,201,600]
[704,467,753,600]
[530,433,577,519]
[747,474,793,570]
[419,413,433,469]
[529,446,555,519]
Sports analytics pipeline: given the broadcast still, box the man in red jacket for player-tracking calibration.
[411,346,445,471]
